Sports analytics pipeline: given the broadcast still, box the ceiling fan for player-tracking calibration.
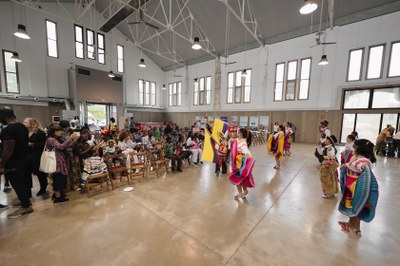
[310,32,336,48]
[127,9,159,30]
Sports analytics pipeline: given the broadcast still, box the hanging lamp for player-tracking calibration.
[192,37,202,50]
[299,0,318,15]
[318,54,329,65]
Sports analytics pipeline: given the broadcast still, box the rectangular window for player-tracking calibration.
[243,70,251,103]
[285,60,297,101]
[372,87,400,108]
[97,33,105,64]
[74,25,84,59]
[298,58,311,100]
[355,113,381,141]
[145,81,150,105]
[193,76,212,105]
[340,114,356,143]
[206,76,212,105]
[194,80,199,105]
[177,82,182,106]
[169,81,181,106]
[3,50,20,93]
[86,29,95,60]
[366,44,385,79]
[388,41,400,77]
[45,20,58,58]
[274,63,285,101]
[151,82,156,106]
[347,48,364,81]
[117,45,124,73]
[227,72,234,103]
[343,89,370,109]
[139,80,144,105]
[227,70,251,104]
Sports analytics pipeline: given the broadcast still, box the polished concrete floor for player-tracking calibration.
[0,143,399,266]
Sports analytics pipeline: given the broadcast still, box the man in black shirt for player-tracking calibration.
[0,107,33,218]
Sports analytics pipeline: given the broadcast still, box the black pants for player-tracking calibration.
[52,172,67,192]
[166,154,182,170]
[35,171,48,192]
[6,166,32,208]
[215,156,227,174]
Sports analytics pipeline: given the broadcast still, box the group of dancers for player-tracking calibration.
[221,120,378,238]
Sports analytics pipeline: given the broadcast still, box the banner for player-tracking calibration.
[212,118,230,144]
[201,128,217,163]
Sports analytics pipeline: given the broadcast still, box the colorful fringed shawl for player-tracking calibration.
[229,140,255,188]
[338,157,379,222]
[284,129,293,150]
[268,132,284,160]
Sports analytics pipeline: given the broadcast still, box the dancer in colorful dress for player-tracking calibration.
[268,125,285,169]
[338,139,379,238]
[319,135,339,198]
[284,122,293,156]
[229,128,255,200]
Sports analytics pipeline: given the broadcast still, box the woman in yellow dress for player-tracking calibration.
[268,125,285,169]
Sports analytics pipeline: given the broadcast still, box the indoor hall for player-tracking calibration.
[0,0,400,265]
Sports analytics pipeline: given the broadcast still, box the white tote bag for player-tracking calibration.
[39,142,57,174]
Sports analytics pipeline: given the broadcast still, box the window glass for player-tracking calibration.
[355,114,381,141]
[299,58,311,100]
[194,82,199,105]
[97,33,105,64]
[367,45,384,79]
[388,42,400,77]
[382,113,398,132]
[235,72,242,86]
[177,82,182,106]
[145,81,150,105]
[227,72,234,103]
[206,76,212,105]
[343,90,370,109]
[244,70,251,102]
[139,80,144,105]
[287,61,297,80]
[347,49,363,81]
[276,63,284,82]
[372,88,400,108]
[117,45,124,73]
[3,51,19,93]
[151,82,156,106]
[75,25,84,59]
[340,114,356,143]
[168,84,173,106]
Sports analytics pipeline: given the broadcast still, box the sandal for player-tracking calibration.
[243,190,248,197]
[273,166,280,169]
[339,222,352,233]
[234,193,244,200]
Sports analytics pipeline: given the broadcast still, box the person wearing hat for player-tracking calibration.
[319,135,339,198]
[315,120,331,162]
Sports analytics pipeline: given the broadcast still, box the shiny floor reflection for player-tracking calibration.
[0,144,399,266]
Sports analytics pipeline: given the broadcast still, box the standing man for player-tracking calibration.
[0,107,33,218]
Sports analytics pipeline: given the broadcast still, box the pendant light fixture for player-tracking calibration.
[318,54,329,65]
[162,84,166,90]
[194,78,198,85]
[192,37,202,50]
[241,69,247,77]
[14,24,31,40]
[108,71,115,78]
[299,0,318,15]
[139,58,146,68]
[10,52,22,63]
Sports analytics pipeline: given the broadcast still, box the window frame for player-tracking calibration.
[346,48,364,82]
[139,79,156,106]
[2,50,20,94]
[117,44,124,73]
[298,58,311,100]
[74,24,84,59]
[169,81,182,106]
[226,69,252,104]
[285,60,297,101]
[341,85,400,111]
[97,33,106,65]
[86,29,96,60]
[387,41,400,78]
[366,44,386,80]
[194,75,212,105]
[45,19,58,58]
[273,62,285,102]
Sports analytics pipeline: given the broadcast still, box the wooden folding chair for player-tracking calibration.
[129,151,147,183]
[149,148,168,177]
[85,172,110,197]
[104,154,130,189]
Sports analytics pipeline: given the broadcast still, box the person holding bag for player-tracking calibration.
[45,123,79,203]
[24,118,48,197]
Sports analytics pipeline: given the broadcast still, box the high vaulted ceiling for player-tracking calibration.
[15,0,400,70]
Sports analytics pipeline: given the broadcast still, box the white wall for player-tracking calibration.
[165,11,400,112]
[0,2,165,107]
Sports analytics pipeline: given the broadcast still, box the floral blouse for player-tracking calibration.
[46,137,76,176]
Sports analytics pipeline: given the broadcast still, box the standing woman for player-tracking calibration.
[46,123,79,203]
[268,125,285,169]
[23,118,48,196]
[284,122,293,156]
[229,128,255,200]
[338,139,379,237]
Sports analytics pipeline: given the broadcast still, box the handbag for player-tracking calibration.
[40,141,57,174]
